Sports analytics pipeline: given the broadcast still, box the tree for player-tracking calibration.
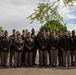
[27,0,76,31]
[0,27,2,36]
[27,0,76,23]
[40,20,67,33]
[27,2,63,24]
[40,0,75,6]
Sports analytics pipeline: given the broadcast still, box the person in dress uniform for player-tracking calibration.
[31,28,38,65]
[62,31,71,67]
[38,29,49,67]
[58,32,63,66]
[1,30,11,67]
[49,31,59,67]
[70,30,76,66]
[0,30,4,66]
[10,29,17,67]
[46,30,52,66]
[21,29,26,66]
[14,33,24,67]
[24,32,34,67]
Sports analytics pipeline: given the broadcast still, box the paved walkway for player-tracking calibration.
[0,67,76,75]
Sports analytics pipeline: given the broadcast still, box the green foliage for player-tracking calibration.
[40,20,67,33]
[43,0,76,6]
[0,27,2,36]
[27,0,76,23]
[27,2,63,24]
[63,0,76,6]
[27,0,76,32]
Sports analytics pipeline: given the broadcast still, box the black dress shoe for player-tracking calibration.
[44,65,48,67]
[10,64,12,67]
[58,64,62,66]
[39,65,43,67]
[49,64,52,66]
[3,65,7,67]
[14,66,17,68]
[25,65,29,67]
[62,65,66,67]
[18,66,21,67]
[29,65,33,67]
[33,63,37,65]
[51,65,54,67]
[54,65,57,67]
[70,64,75,66]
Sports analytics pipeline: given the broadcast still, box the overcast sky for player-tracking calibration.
[0,0,76,35]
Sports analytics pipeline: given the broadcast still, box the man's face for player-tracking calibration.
[23,31,26,35]
[46,31,50,36]
[32,29,35,34]
[64,31,68,36]
[17,35,21,39]
[26,29,28,33]
[42,31,45,35]
[5,32,8,36]
[52,32,55,37]
[13,31,16,35]
[72,31,75,36]
[59,32,62,36]
[27,33,31,37]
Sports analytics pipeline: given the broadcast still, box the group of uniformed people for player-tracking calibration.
[0,28,76,68]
